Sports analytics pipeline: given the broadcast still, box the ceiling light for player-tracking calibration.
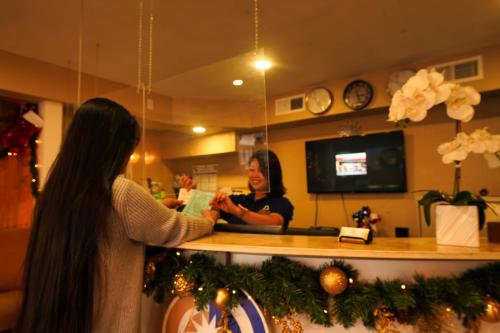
[254,59,272,70]
[233,79,243,86]
[192,126,206,133]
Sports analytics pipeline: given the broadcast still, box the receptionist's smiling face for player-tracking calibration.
[248,159,268,192]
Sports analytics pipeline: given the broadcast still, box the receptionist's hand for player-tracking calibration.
[179,175,196,191]
[210,193,239,216]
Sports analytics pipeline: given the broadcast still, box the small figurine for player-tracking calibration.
[352,206,381,234]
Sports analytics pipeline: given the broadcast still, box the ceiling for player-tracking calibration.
[1,0,500,100]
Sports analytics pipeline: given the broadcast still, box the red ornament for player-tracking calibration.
[1,118,39,155]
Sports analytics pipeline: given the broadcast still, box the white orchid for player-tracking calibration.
[437,128,500,167]
[445,84,481,122]
[389,68,499,165]
[437,132,471,164]
[484,152,500,168]
[468,128,500,154]
[388,69,452,122]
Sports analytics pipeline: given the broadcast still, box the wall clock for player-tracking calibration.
[387,69,416,96]
[305,87,333,115]
[343,80,373,110]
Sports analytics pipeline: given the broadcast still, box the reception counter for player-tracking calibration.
[142,234,500,333]
[177,232,500,260]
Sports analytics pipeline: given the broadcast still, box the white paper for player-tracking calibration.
[177,188,192,204]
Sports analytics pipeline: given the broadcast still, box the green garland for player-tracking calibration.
[28,134,40,198]
[143,250,500,331]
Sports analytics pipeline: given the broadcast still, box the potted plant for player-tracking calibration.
[388,69,500,247]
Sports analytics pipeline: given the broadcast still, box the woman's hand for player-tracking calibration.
[179,175,196,191]
[201,209,218,226]
[162,198,184,209]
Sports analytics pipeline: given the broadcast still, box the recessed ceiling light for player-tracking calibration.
[233,79,243,86]
[192,126,206,133]
[254,59,272,70]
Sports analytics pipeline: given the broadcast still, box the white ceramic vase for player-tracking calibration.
[435,205,479,247]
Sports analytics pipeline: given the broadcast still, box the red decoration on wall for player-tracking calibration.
[1,118,39,155]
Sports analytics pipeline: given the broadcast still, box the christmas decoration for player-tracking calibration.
[217,310,233,333]
[352,206,381,233]
[144,251,500,331]
[373,305,398,333]
[482,297,500,323]
[214,288,231,309]
[0,103,42,197]
[173,272,194,297]
[1,105,43,155]
[320,266,348,295]
[272,312,304,333]
[414,305,458,333]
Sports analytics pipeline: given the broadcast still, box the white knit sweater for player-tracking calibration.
[92,176,213,332]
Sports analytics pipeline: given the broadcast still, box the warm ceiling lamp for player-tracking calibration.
[233,79,244,86]
[192,126,206,133]
[254,58,272,70]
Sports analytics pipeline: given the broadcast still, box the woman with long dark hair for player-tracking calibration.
[185,150,294,229]
[15,98,214,333]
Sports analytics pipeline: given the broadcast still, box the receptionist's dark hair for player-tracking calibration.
[248,149,286,197]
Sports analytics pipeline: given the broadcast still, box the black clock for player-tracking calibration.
[343,80,373,110]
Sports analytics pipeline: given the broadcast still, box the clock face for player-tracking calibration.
[306,87,333,115]
[343,80,373,110]
[387,69,416,96]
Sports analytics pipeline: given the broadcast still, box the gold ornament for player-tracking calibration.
[144,261,156,281]
[482,297,500,323]
[216,310,233,333]
[373,305,399,333]
[214,288,231,309]
[320,266,348,295]
[172,272,193,297]
[288,313,303,333]
[414,305,457,333]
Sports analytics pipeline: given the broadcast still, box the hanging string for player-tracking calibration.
[137,0,144,93]
[94,42,100,96]
[254,0,259,54]
[141,84,147,186]
[76,0,84,106]
[147,0,155,94]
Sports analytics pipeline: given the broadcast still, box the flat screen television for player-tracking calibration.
[306,131,407,193]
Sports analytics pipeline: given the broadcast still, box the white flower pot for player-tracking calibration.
[435,205,479,247]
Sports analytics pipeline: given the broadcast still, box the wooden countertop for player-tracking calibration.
[177,233,500,260]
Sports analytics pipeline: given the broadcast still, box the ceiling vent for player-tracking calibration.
[429,55,483,83]
[275,94,305,116]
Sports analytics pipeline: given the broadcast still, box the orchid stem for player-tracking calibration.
[453,120,462,196]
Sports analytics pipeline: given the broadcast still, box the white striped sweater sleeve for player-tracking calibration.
[112,176,213,247]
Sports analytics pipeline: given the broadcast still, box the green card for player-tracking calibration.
[181,189,215,217]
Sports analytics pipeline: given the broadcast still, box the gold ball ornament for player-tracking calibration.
[214,288,231,309]
[173,273,194,297]
[482,297,500,323]
[320,266,348,295]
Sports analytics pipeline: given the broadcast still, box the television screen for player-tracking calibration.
[306,131,407,193]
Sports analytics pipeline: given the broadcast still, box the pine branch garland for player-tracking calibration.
[144,249,500,331]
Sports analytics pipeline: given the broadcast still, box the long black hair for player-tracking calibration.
[249,149,286,197]
[16,98,139,333]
